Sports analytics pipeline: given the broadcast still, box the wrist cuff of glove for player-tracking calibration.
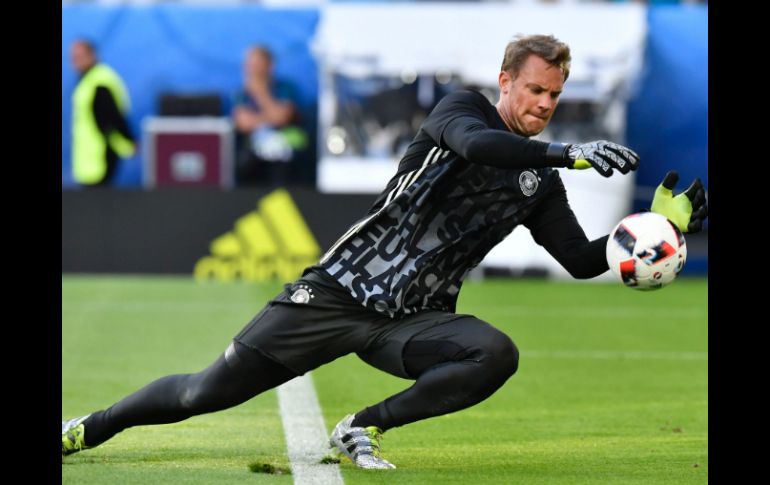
[545,142,571,167]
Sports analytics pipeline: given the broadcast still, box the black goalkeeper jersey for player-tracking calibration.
[314,90,607,317]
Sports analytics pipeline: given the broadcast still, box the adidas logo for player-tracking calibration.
[194,189,320,282]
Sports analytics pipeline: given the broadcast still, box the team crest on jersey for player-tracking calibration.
[290,284,314,304]
[519,171,539,196]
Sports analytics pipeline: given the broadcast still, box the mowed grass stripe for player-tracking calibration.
[63,276,707,484]
[62,276,291,484]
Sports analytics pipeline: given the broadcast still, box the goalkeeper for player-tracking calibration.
[62,34,707,469]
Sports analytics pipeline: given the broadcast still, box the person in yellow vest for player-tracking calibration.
[70,39,136,187]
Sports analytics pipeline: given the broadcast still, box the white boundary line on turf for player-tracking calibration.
[277,373,344,485]
[524,350,708,361]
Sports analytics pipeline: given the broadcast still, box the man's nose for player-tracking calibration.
[538,95,554,111]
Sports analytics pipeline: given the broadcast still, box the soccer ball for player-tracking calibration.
[606,212,687,291]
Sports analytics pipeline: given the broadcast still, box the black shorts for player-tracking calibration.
[233,269,479,378]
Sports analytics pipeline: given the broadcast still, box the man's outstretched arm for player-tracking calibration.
[524,171,709,279]
[424,91,639,175]
[523,177,608,279]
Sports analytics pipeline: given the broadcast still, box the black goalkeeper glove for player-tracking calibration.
[651,170,708,233]
[565,140,640,177]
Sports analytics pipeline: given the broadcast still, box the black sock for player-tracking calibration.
[351,405,389,431]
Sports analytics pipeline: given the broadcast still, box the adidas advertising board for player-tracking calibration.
[193,190,320,282]
[62,188,377,279]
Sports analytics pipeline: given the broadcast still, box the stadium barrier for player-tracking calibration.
[62,187,375,278]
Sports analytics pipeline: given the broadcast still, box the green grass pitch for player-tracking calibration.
[62,275,707,484]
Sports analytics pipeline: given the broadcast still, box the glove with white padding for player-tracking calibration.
[565,140,640,177]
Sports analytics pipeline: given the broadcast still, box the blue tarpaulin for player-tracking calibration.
[627,5,708,199]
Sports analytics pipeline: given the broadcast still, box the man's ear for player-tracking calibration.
[498,70,512,95]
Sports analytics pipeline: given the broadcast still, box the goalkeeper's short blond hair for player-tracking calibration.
[501,34,571,82]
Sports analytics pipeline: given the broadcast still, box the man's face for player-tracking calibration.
[245,50,272,79]
[70,42,95,75]
[497,54,564,137]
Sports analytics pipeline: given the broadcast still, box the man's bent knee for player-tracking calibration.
[481,333,519,380]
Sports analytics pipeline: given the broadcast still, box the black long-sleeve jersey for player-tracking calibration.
[314,90,608,318]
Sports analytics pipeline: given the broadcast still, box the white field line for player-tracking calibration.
[61,300,261,311]
[67,301,707,320]
[471,305,707,319]
[277,373,344,485]
[524,349,707,361]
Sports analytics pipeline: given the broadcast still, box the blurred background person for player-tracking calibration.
[232,45,308,187]
[70,39,136,187]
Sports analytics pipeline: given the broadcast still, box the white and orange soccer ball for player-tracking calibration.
[606,212,687,291]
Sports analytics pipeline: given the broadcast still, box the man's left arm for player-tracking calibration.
[93,86,134,141]
[522,177,608,279]
[524,171,709,280]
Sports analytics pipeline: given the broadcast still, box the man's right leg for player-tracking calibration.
[326,313,518,470]
[64,341,297,452]
[352,314,519,432]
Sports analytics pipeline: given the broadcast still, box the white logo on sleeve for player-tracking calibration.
[290,284,315,304]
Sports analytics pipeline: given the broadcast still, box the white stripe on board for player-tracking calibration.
[277,374,344,485]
